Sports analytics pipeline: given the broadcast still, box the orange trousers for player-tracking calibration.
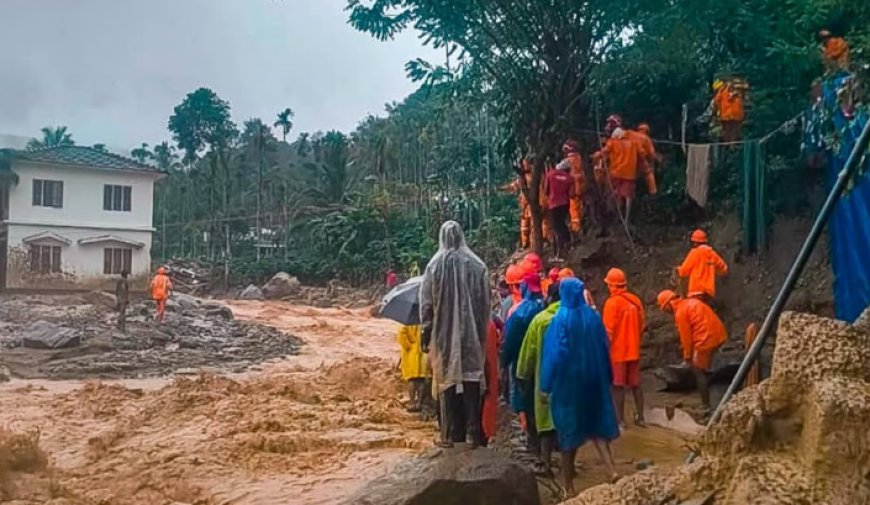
[155,298,167,322]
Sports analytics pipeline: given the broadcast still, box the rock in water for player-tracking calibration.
[83,290,117,309]
[340,448,540,505]
[22,321,82,349]
[239,284,265,301]
[261,272,301,300]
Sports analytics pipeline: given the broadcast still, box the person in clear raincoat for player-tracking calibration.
[420,221,491,448]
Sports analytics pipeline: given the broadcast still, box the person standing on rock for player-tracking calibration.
[657,290,727,414]
[115,270,130,333]
[541,278,620,494]
[150,266,173,324]
[602,268,646,428]
[420,221,490,449]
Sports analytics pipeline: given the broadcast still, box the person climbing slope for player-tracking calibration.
[559,139,586,236]
[517,282,561,476]
[396,324,428,412]
[420,221,490,448]
[541,278,620,494]
[548,142,579,261]
[628,123,659,195]
[150,266,173,324]
[602,268,646,428]
[594,118,641,224]
[712,80,745,142]
[676,229,728,306]
[501,272,546,454]
[657,290,727,414]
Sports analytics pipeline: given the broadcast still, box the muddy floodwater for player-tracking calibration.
[0,300,693,504]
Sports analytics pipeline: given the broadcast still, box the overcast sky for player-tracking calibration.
[0,0,434,150]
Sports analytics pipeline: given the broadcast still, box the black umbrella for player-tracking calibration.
[380,276,423,325]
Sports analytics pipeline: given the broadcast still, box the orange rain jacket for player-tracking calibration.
[150,273,173,300]
[677,244,728,298]
[563,152,586,232]
[598,135,640,180]
[672,297,727,362]
[602,286,645,363]
[714,87,745,122]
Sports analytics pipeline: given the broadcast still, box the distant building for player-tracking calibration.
[0,146,164,290]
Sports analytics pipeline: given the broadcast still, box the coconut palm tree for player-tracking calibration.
[274,108,294,143]
[26,126,75,150]
[131,143,151,163]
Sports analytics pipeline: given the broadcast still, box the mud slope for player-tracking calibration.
[566,308,870,505]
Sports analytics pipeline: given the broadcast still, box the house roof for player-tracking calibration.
[78,235,146,249]
[15,146,162,174]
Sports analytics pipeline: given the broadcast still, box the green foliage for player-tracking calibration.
[168,88,238,164]
[274,108,295,142]
[26,126,74,151]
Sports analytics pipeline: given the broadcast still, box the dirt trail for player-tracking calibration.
[0,301,433,505]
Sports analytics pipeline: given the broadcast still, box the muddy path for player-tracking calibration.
[0,301,696,504]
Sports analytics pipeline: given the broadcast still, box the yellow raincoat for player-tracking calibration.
[397,325,429,381]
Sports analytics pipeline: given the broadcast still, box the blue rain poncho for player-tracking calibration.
[501,283,545,413]
[420,221,490,395]
[540,278,620,450]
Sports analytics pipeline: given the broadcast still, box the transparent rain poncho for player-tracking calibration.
[420,221,490,395]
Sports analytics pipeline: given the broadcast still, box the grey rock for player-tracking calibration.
[239,284,265,301]
[83,290,118,309]
[339,447,540,505]
[261,272,301,300]
[167,293,202,312]
[204,304,234,321]
[22,320,82,349]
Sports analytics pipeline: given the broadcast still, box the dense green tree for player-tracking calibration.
[131,142,151,163]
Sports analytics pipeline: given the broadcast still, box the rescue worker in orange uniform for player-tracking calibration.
[628,124,659,195]
[150,266,173,323]
[657,290,727,412]
[504,159,551,249]
[712,80,745,142]
[505,264,525,307]
[602,268,646,428]
[559,140,586,234]
[594,116,641,223]
[819,29,849,72]
[676,229,728,306]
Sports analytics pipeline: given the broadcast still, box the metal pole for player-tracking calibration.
[689,118,870,462]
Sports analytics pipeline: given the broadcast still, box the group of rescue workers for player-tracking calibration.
[397,220,729,495]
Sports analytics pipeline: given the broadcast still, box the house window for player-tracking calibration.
[32,180,64,208]
[29,245,62,274]
[103,248,132,275]
[103,185,132,212]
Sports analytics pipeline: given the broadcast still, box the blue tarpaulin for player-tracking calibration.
[821,72,870,322]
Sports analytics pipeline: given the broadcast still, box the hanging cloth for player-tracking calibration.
[686,144,712,207]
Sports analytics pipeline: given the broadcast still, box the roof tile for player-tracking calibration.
[17,146,161,173]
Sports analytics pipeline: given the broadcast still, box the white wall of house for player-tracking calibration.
[3,160,161,290]
[8,162,156,230]
[4,224,152,290]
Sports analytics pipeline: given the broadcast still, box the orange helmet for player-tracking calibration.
[691,229,708,243]
[524,253,542,274]
[637,123,650,134]
[604,268,627,286]
[657,290,679,310]
[558,268,575,280]
[505,264,524,285]
[157,266,167,275]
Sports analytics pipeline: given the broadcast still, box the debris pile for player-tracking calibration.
[0,294,302,380]
[164,258,212,295]
[567,309,870,504]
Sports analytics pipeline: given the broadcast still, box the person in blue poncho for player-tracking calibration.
[501,271,545,453]
[541,277,619,495]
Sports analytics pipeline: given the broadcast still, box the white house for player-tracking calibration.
[0,146,164,290]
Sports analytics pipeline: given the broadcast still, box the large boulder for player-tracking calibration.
[339,448,540,505]
[22,321,82,349]
[261,272,301,300]
[83,290,117,309]
[166,292,202,312]
[239,284,265,301]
